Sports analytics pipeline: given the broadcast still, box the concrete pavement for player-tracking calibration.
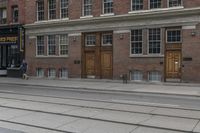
[0,77,200,97]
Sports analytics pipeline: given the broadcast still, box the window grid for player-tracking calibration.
[59,68,68,79]
[48,0,56,19]
[103,0,113,14]
[37,36,45,56]
[150,0,161,9]
[169,0,182,7]
[48,35,56,55]
[148,71,161,81]
[48,68,56,78]
[36,68,44,77]
[167,29,181,43]
[102,33,113,46]
[131,29,143,54]
[59,34,68,56]
[83,0,92,16]
[37,0,44,21]
[131,71,143,81]
[149,28,161,54]
[132,0,143,11]
[60,0,69,18]
[85,34,96,46]
[0,8,6,24]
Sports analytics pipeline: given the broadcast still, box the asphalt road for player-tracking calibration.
[1,83,200,110]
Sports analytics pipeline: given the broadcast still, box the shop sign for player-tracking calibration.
[0,36,18,44]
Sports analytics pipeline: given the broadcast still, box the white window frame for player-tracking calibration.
[48,0,56,20]
[0,8,7,24]
[37,0,44,21]
[12,6,18,23]
[149,0,161,9]
[168,0,182,8]
[60,0,69,19]
[130,29,143,55]
[101,33,113,46]
[48,68,56,78]
[148,71,161,82]
[166,29,182,43]
[47,35,56,56]
[131,70,143,81]
[148,28,161,55]
[59,34,68,56]
[83,0,92,16]
[59,68,68,79]
[131,0,143,11]
[36,68,44,78]
[103,0,113,14]
[85,34,96,46]
[36,36,45,56]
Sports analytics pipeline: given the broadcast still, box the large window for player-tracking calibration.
[169,0,182,7]
[12,6,18,23]
[150,0,161,9]
[0,8,6,24]
[48,35,56,55]
[167,29,181,43]
[60,0,69,18]
[37,0,44,21]
[83,0,92,16]
[85,34,96,46]
[48,0,56,19]
[36,36,45,56]
[148,28,161,54]
[59,34,68,56]
[103,0,113,14]
[132,0,143,11]
[131,29,143,54]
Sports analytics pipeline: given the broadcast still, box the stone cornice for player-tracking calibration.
[25,7,200,29]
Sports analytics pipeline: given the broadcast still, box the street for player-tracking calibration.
[0,83,200,133]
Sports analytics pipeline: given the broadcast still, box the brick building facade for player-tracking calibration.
[0,0,25,76]
[24,0,200,83]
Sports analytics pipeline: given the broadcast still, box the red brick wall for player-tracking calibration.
[26,35,82,78]
[113,32,164,80]
[114,0,130,15]
[69,0,82,19]
[182,24,200,82]
[183,0,200,8]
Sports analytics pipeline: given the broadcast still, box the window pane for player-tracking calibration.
[102,33,112,46]
[131,29,143,54]
[60,0,68,18]
[59,34,68,56]
[85,34,96,46]
[59,68,68,79]
[48,35,56,55]
[148,71,161,81]
[149,28,161,54]
[49,0,56,19]
[132,0,143,11]
[37,36,44,55]
[37,1,44,21]
[150,0,161,9]
[103,0,113,14]
[36,68,44,77]
[131,71,143,81]
[169,0,182,7]
[48,68,56,78]
[167,29,181,43]
[83,0,92,16]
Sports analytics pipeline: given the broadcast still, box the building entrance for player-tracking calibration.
[82,32,113,79]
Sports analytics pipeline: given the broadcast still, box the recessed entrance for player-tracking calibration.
[165,50,181,79]
[82,32,113,79]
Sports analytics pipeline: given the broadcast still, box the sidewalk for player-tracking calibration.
[0,77,200,97]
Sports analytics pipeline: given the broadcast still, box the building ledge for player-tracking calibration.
[129,55,164,58]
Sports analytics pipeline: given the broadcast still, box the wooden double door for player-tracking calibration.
[82,32,113,79]
[165,50,181,79]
